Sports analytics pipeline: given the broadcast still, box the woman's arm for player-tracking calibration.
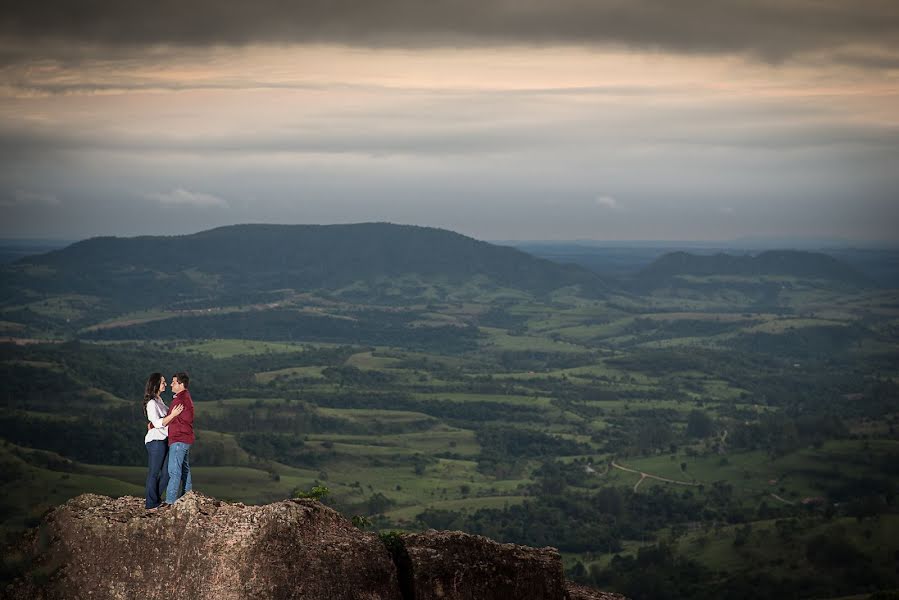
[161,403,184,426]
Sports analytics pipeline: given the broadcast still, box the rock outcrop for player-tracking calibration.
[4,492,399,600]
[398,530,565,600]
[3,492,625,600]
[565,583,629,600]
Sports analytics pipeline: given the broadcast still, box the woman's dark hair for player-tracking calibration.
[144,372,163,405]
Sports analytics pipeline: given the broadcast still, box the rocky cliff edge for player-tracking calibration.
[2,492,625,600]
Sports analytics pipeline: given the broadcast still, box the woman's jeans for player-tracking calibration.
[166,442,192,503]
[145,440,170,509]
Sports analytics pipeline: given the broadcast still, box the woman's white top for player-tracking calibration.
[144,397,169,444]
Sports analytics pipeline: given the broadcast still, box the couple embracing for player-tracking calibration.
[143,371,195,509]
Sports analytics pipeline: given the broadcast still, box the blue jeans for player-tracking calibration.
[166,442,192,503]
[145,440,170,509]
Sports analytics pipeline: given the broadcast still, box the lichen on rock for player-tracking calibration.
[2,492,625,600]
[3,492,400,600]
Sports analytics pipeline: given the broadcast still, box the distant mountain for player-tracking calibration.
[0,239,74,265]
[636,250,874,289]
[513,242,899,289]
[1,223,606,314]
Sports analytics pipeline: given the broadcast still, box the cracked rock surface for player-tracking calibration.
[3,492,626,600]
[3,492,400,600]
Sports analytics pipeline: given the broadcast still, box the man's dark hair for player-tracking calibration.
[174,371,190,389]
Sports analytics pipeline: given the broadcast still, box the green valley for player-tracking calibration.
[1,224,897,599]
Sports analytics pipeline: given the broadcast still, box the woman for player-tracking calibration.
[143,372,183,509]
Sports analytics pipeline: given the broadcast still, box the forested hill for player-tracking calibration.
[2,223,606,309]
[636,250,873,288]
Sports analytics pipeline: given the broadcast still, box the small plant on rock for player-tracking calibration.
[293,485,330,501]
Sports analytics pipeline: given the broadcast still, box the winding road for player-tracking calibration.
[611,457,799,506]
[769,493,795,505]
[611,460,702,492]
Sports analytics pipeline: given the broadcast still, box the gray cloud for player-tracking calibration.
[1,9,895,245]
[3,82,896,161]
[0,78,695,97]
[146,188,228,208]
[2,0,898,64]
[0,189,60,208]
[3,150,895,242]
[2,92,896,242]
[595,196,620,210]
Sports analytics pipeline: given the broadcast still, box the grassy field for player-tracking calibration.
[385,495,529,522]
[178,339,313,358]
[3,275,898,599]
[254,366,325,383]
[611,439,899,505]
[677,514,899,578]
[481,328,589,353]
[0,445,143,538]
[306,427,480,456]
[412,391,555,408]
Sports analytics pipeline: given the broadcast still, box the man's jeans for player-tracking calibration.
[145,440,170,508]
[166,441,192,503]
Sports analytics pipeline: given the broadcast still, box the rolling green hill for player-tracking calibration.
[1,223,605,313]
[1,228,897,599]
[636,250,873,289]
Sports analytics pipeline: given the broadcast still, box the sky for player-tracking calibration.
[1,0,898,242]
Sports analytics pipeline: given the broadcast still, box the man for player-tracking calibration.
[164,371,194,504]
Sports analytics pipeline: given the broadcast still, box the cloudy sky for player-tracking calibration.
[1,0,897,242]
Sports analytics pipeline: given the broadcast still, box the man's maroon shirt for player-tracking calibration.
[167,389,194,445]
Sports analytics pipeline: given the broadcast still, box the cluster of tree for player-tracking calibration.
[415,484,746,554]
[2,443,76,474]
[584,543,711,600]
[205,402,336,434]
[0,410,146,466]
[623,317,755,341]
[685,409,715,438]
[591,409,718,457]
[496,350,596,371]
[235,432,306,464]
[728,413,848,457]
[333,282,434,306]
[302,390,549,424]
[321,365,395,386]
[417,498,620,553]
[531,459,601,494]
[607,347,776,378]
[82,310,481,354]
[0,340,355,403]
[165,290,293,311]
[205,401,435,437]
[476,307,529,329]
[826,475,896,519]
[607,346,889,419]
[0,305,107,335]
[634,250,871,287]
[0,363,83,410]
[505,376,657,404]
[475,426,592,476]
[186,437,248,467]
[732,324,870,360]
[577,521,899,600]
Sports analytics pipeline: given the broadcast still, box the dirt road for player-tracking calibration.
[611,460,701,492]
